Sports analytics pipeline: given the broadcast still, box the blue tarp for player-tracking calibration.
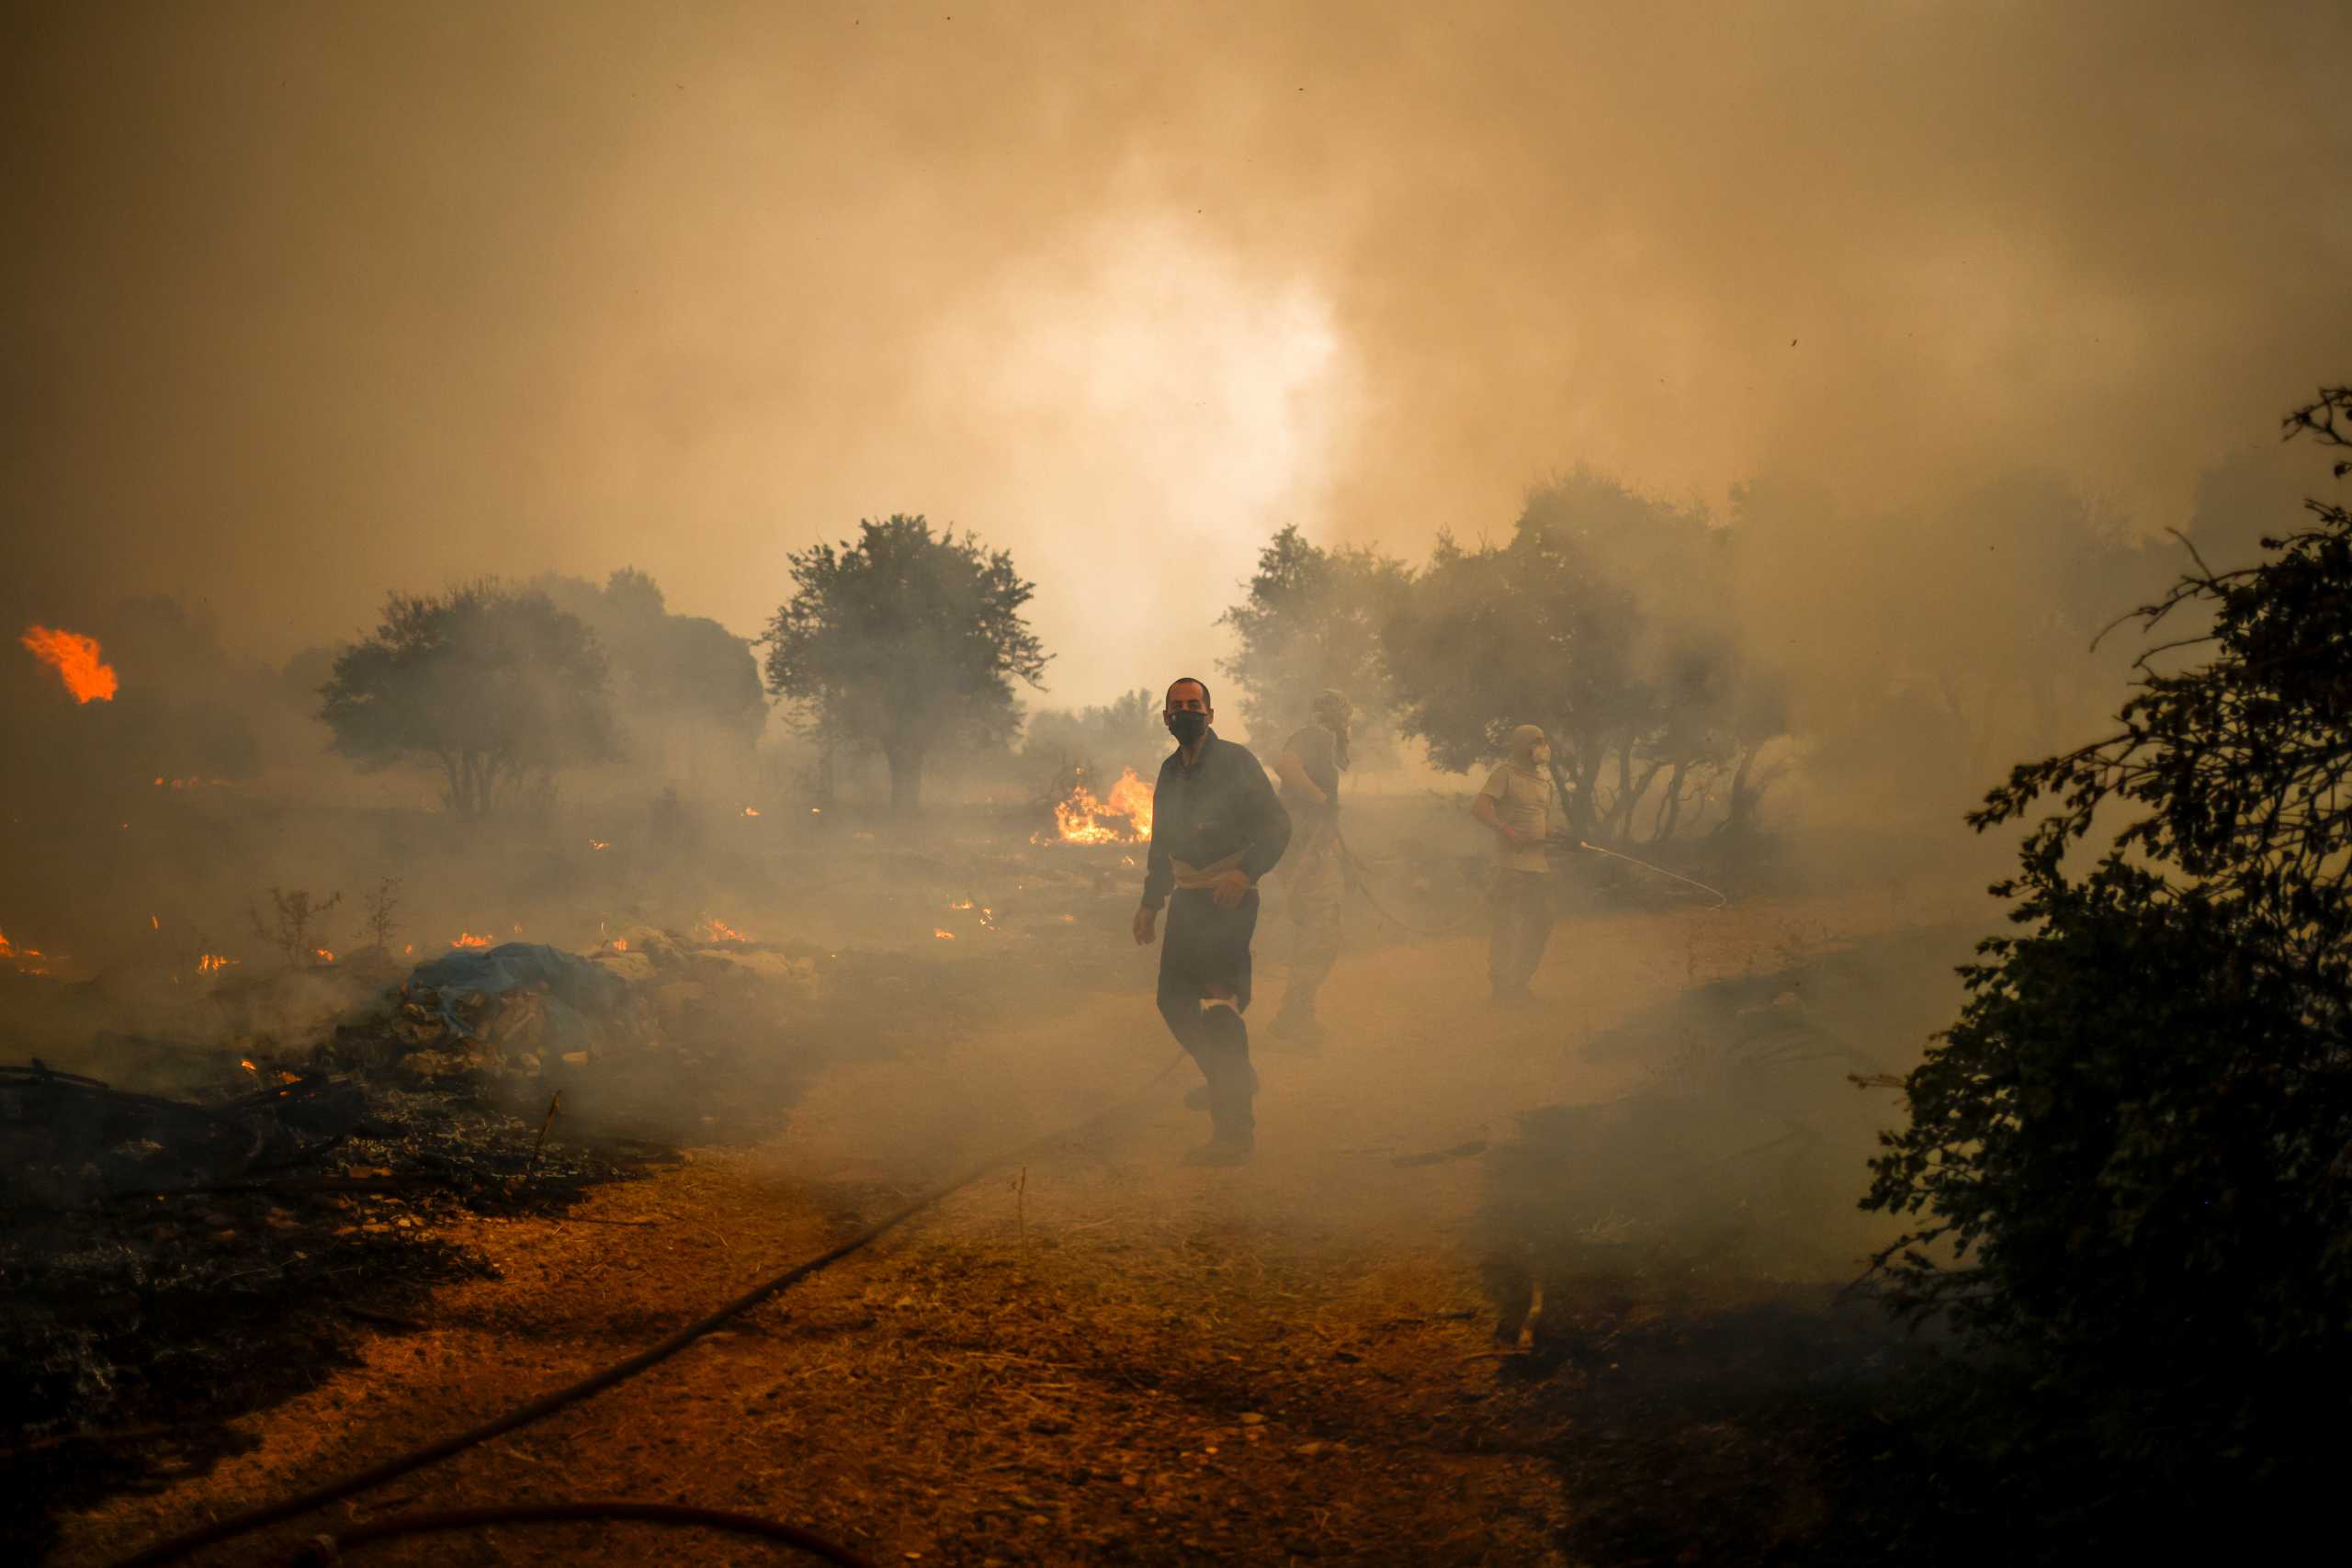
[403,942,628,1055]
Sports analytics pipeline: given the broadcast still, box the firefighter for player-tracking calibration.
[1471,723,1556,1003]
[1132,677,1292,1165]
[1267,688,1352,1048]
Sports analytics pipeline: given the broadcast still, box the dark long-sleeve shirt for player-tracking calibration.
[1139,730,1292,910]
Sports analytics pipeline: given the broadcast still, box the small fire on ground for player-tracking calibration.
[699,917,748,943]
[21,625,119,704]
[451,931,493,949]
[1038,766,1154,845]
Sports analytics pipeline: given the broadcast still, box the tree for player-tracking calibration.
[532,568,766,788]
[759,515,1048,812]
[1023,688,1163,782]
[1217,525,1412,750]
[320,581,616,818]
[533,568,765,741]
[1384,470,1785,844]
[1863,388,2352,1475]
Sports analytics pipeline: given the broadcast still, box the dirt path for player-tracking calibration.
[51,893,1896,1567]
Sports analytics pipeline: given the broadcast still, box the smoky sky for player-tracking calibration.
[5,0,2348,711]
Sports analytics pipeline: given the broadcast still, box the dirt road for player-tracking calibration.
[52,891,1917,1566]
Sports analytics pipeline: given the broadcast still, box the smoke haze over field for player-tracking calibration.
[5,0,2349,706]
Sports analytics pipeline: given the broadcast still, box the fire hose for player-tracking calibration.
[292,1502,878,1564]
[105,1053,1190,1568]
[1333,827,1728,939]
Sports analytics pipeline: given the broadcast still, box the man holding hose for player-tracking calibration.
[1472,723,1558,1004]
[1133,677,1292,1165]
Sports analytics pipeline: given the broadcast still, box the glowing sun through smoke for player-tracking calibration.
[933,219,1354,705]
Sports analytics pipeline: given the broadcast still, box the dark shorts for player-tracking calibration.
[1157,886,1261,1013]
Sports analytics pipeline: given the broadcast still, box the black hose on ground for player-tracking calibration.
[288,1501,879,1565]
[105,1054,1187,1568]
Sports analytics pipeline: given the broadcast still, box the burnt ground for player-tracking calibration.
[36,888,1997,1566]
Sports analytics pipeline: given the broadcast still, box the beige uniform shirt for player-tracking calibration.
[1477,762,1553,874]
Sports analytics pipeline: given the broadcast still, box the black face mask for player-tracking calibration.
[1167,710,1208,746]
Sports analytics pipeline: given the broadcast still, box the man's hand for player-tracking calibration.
[1132,905,1159,946]
[1209,869,1252,908]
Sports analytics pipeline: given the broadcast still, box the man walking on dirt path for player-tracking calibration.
[1472,723,1556,1005]
[1133,677,1292,1165]
[1266,688,1352,1050]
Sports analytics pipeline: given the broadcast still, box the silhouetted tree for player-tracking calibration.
[533,568,765,744]
[1218,525,1412,750]
[1023,688,1163,783]
[319,581,615,818]
[1385,470,1783,843]
[758,515,1048,812]
[1864,386,2352,1482]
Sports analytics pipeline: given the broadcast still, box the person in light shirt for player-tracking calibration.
[1470,724,1557,1004]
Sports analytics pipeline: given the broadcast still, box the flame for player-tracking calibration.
[611,938,630,953]
[150,915,160,931]
[451,931,492,948]
[198,953,235,973]
[948,897,973,910]
[0,930,14,957]
[21,626,119,703]
[1038,766,1154,845]
[699,917,748,943]
[589,839,610,850]
[933,928,956,941]
[312,947,335,964]
[240,1058,258,1075]
[742,806,762,818]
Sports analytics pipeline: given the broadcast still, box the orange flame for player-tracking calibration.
[21,626,119,703]
[948,897,973,910]
[589,839,610,850]
[610,938,630,953]
[451,931,492,948]
[699,917,748,943]
[742,806,762,818]
[312,947,335,964]
[933,928,956,941]
[1039,766,1155,845]
[198,953,235,973]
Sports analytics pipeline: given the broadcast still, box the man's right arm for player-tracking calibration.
[1471,769,1515,839]
[1139,759,1174,910]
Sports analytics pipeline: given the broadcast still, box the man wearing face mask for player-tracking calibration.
[1133,677,1292,1165]
[1472,724,1557,1004]
[1267,688,1354,1047]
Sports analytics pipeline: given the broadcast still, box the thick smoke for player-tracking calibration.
[4,1,2347,710]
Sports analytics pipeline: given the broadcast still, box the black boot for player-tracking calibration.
[1183,1058,1258,1112]
[1183,1007,1255,1165]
